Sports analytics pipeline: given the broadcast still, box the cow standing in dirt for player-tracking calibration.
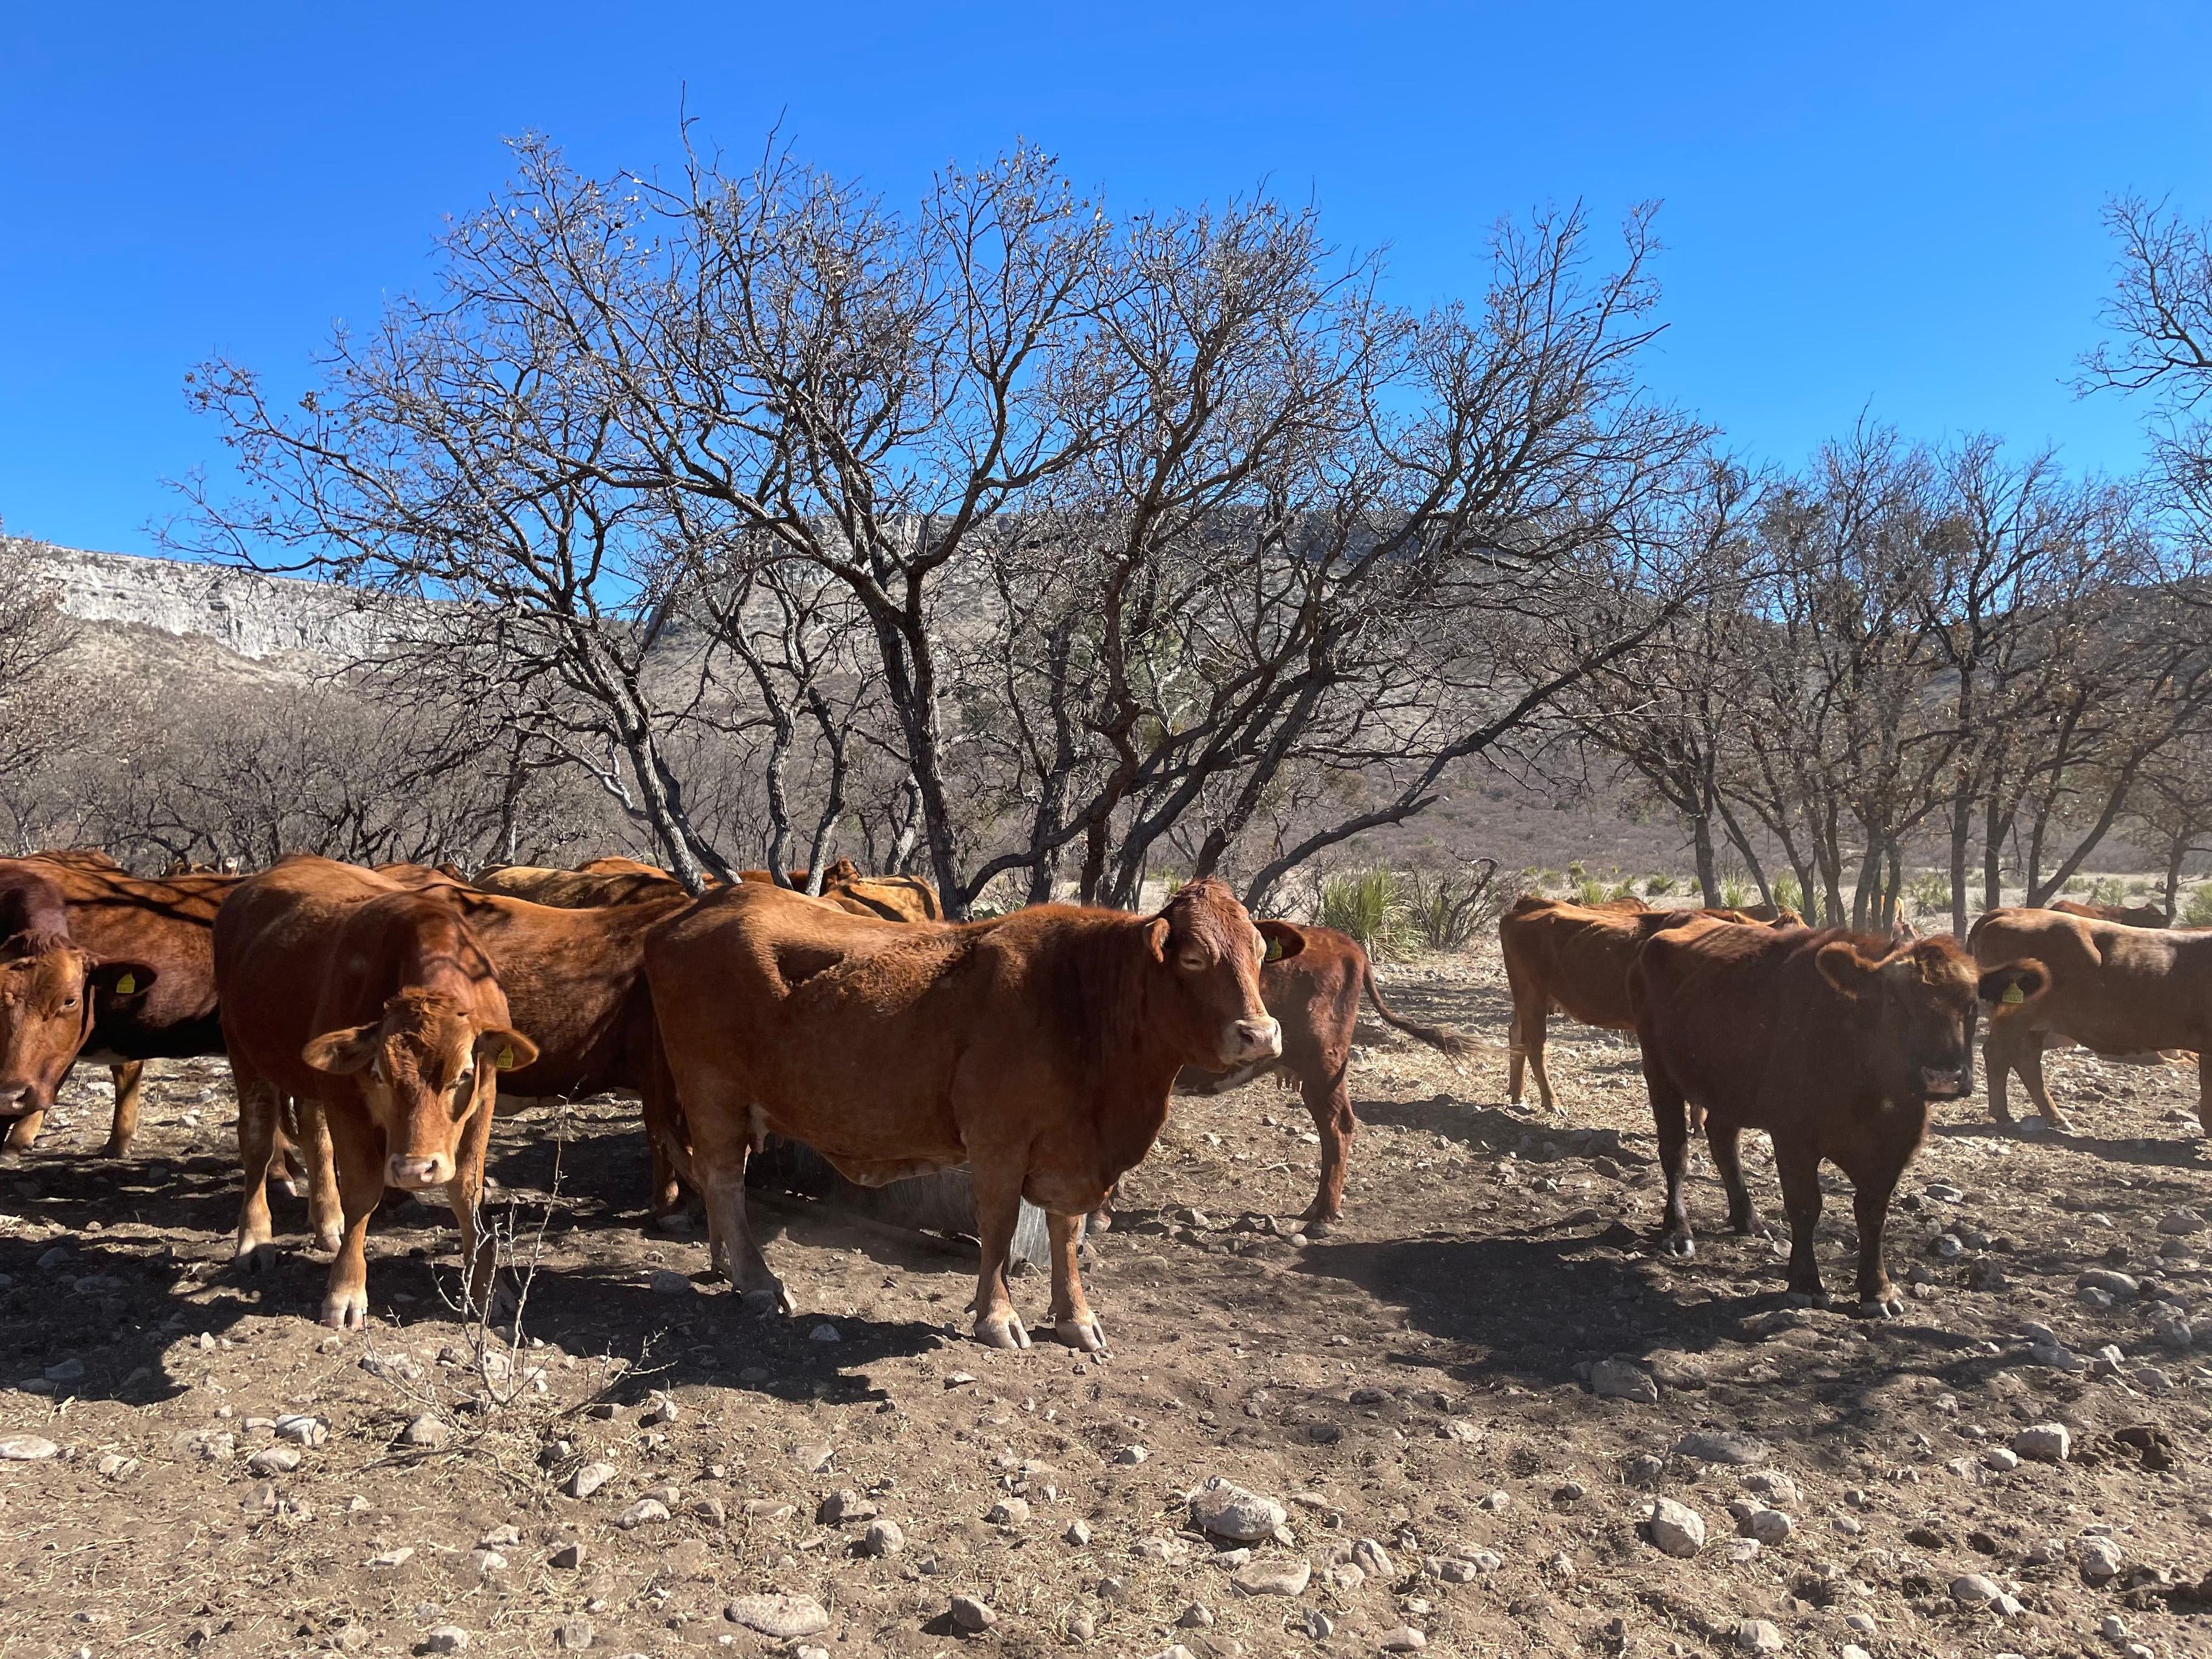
[1092,919,1469,1234]
[1969,906,2211,1135]
[645,877,1279,1351]
[0,855,230,1156]
[1500,896,1798,1115]
[215,857,537,1326]
[1629,924,2045,1314]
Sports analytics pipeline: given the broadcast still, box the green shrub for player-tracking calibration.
[1718,874,1751,910]
[1607,879,1638,903]
[1405,864,1518,951]
[2088,876,2127,907]
[2186,886,2212,927]
[1567,862,1587,882]
[1907,872,1952,916]
[1643,873,1679,897]
[1774,874,1804,916]
[1320,868,1415,959]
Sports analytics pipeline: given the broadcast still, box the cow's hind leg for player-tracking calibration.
[1709,1121,1753,1234]
[100,1062,144,1159]
[1086,1181,1116,1234]
[233,1069,285,1269]
[1300,1057,1354,1234]
[2010,1032,2073,1134]
[1645,1054,1696,1259]
[969,1164,1031,1350]
[2194,1052,2212,1140]
[1047,1209,1103,1352]
[1774,1137,1826,1303]
[296,1097,343,1253]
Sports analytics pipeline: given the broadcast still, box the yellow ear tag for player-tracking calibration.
[496,1045,517,1070]
[115,972,135,995]
[1263,938,1282,964]
[1999,983,2025,1005]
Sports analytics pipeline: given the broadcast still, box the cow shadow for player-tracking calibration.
[1931,1117,2212,1172]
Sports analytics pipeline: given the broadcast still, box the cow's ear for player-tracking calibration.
[302,1024,379,1075]
[1145,915,1175,961]
[476,1028,540,1074]
[1256,921,1304,965]
[1978,960,2048,1009]
[1815,940,1882,999]
[88,960,157,1001]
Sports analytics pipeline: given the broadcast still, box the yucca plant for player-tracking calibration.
[1643,873,1678,897]
[1574,877,1611,907]
[1717,873,1751,910]
[1320,868,1415,959]
[1906,872,1951,916]
[1405,862,1515,951]
[1774,874,1804,916]
[2186,885,2212,927]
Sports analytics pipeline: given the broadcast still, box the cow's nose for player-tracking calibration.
[386,1153,453,1190]
[0,1083,29,1114]
[1920,1065,1970,1099]
[1229,1016,1282,1065]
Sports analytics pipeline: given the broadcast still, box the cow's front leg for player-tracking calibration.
[1850,1154,1909,1317]
[1773,1138,1826,1303]
[1645,1055,1695,1257]
[2,1105,45,1153]
[297,1097,343,1253]
[1047,1209,1103,1351]
[1708,1121,1753,1233]
[100,1062,144,1158]
[321,1104,385,1330]
[447,1099,506,1324]
[969,1165,1031,1350]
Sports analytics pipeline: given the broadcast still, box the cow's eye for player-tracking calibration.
[1177,948,1209,972]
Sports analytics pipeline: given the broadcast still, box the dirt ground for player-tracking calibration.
[5,944,2212,1659]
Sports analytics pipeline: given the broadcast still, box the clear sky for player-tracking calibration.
[5,2,2209,555]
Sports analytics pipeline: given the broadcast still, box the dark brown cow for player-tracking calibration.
[2050,897,2169,930]
[216,857,538,1325]
[645,877,1279,1350]
[1969,906,2211,1134]
[1095,920,1469,1233]
[1629,925,2044,1315]
[1500,897,1797,1113]
[0,856,230,1156]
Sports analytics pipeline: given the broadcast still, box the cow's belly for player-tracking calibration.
[2029,1000,2199,1057]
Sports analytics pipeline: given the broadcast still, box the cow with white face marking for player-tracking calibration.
[215,857,537,1328]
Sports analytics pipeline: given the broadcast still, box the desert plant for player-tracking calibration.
[1718,874,1751,910]
[1907,872,1952,916]
[1774,874,1804,916]
[1574,877,1611,907]
[1320,868,1415,959]
[1643,873,1678,897]
[2186,885,2212,927]
[1404,861,1515,951]
[2088,875,2128,907]
[1607,879,1638,903]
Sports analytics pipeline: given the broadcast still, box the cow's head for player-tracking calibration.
[301,988,539,1190]
[1144,881,1285,1070]
[0,932,154,1118]
[1816,934,2047,1103]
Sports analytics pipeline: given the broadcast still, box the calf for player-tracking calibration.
[645,877,1278,1351]
[1630,925,2043,1315]
[2050,898,2169,930]
[0,857,176,1154]
[1501,896,1793,1113]
[1095,921,1469,1232]
[216,857,537,1325]
[1969,906,2211,1134]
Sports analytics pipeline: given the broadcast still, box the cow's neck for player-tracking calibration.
[1058,916,1200,1177]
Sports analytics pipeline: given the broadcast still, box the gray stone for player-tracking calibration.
[424,1628,469,1655]
[1736,1620,1783,1654]
[1675,1431,1767,1465]
[1745,1508,1792,1545]
[949,1594,995,1633]
[548,1541,586,1569]
[863,1518,904,1556]
[1380,1630,1426,1653]
[247,1444,301,1475]
[1590,1359,1659,1403]
[987,1497,1031,1527]
[555,1620,593,1650]
[566,1461,616,1498]
[2078,1268,2139,1299]
[724,1594,831,1638]
[2078,1536,2123,1582]
[402,1414,451,1449]
[615,1498,669,1529]
[816,1488,877,1524]
[0,1435,57,1461]
[2012,1423,2071,1463]
[1065,1519,1092,1546]
[2159,1209,2205,1236]
[1982,1446,2020,1472]
[1189,1476,1287,1541]
[1177,1603,1215,1628]
[649,1268,692,1296]
[1648,1497,1706,1557]
[1950,1573,2003,1607]
[274,1414,325,1446]
[1352,1537,1394,1578]
[1230,1556,1312,1596]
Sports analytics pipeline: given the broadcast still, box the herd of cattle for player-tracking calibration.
[0,849,2205,1351]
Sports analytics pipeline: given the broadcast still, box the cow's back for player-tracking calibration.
[217,859,406,1094]
[1972,906,2211,1051]
[1630,923,1815,1114]
[33,859,235,1050]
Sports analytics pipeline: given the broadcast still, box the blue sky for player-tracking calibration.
[4,2,2209,555]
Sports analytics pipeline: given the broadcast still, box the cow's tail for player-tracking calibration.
[1965,908,1991,951]
[1359,956,1472,1058]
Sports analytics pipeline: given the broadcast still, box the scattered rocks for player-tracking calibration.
[423,1628,469,1654]
[246,1444,301,1476]
[1115,1444,1149,1465]
[863,1518,905,1556]
[987,1497,1030,1528]
[1675,1431,1767,1465]
[274,1415,325,1447]
[1379,1630,1426,1653]
[615,1498,669,1528]
[548,1541,586,1569]
[1190,1476,1287,1541]
[566,1462,616,1498]
[723,1594,831,1638]
[1951,1573,2004,1608]
[1647,1497,1706,1558]
[1065,1519,1092,1546]
[2012,1423,2071,1463]
[817,1488,878,1525]
[2079,1268,2140,1300]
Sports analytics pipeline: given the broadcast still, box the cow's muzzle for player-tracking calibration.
[1221,1016,1283,1069]
[386,1153,455,1190]
[1919,1065,1971,1101]
[0,1082,35,1117]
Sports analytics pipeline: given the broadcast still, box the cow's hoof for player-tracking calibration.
[1787,1289,1831,1309]
[1302,1218,1335,1240]
[738,1285,794,1318]
[975,1312,1032,1350]
[234,1234,277,1272]
[1858,1295,1905,1319]
[310,1229,343,1255]
[1660,1231,1695,1259]
[1728,1217,1756,1236]
[98,1138,131,1160]
[1054,1314,1106,1353]
[319,1291,367,1330]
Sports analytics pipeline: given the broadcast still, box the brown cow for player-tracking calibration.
[645,877,1279,1350]
[216,857,538,1325]
[818,874,944,923]
[1093,920,1469,1233]
[0,856,229,1156]
[1969,906,2212,1134]
[1630,925,2044,1315]
[2050,897,2169,930]
[1500,897,1798,1113]
[736,858,862,891]
[473,865,689,910]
